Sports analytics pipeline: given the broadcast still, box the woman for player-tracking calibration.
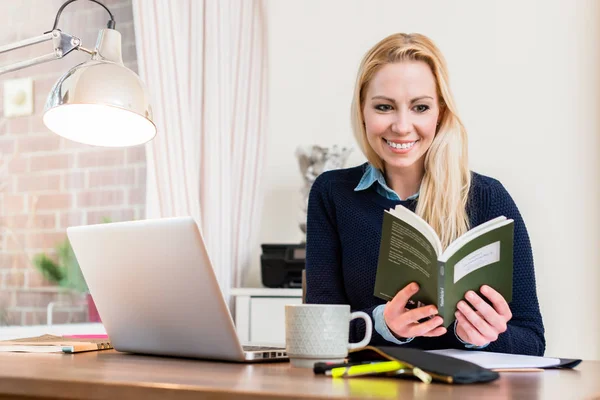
[305,33,545,355]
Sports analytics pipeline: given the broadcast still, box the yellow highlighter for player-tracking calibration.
[326,360,406,378]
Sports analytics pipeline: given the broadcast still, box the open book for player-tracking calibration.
[0,334,112,353]
[373,205,514,328]
[426,349,581,371]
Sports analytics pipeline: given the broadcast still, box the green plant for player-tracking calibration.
[32,217,113,293]
[0,307,9,326]
[33,238,88,293]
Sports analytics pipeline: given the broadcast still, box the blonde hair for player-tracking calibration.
[351,33,471,249]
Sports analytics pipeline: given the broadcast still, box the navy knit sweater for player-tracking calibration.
[305,163,545,356]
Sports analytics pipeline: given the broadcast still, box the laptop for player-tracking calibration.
[67,216,287,362]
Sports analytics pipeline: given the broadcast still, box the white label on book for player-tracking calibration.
[454,242,500,284]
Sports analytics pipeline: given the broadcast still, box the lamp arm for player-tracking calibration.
[0,0,116,75]
[51,0,116,31]
[0,30,83,76]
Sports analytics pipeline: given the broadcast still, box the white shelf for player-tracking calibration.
[231,288,302,344]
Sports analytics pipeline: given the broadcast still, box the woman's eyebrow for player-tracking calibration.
[371,95,396,103]
[411,96,434,102]
[371,95,434,103]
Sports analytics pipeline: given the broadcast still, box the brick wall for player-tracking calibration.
[0,0,145,326]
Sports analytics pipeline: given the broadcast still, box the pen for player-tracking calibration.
[326,360,406,378]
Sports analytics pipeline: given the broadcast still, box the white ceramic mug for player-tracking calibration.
[285,304,373,368]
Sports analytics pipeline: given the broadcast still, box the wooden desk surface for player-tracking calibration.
[0,350,597,400]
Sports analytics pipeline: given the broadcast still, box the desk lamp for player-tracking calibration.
[0,0,156,147]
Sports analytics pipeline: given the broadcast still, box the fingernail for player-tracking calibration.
[481,285,489,293]
[430,307,438,314]
[412,283,419,291]
[466,291,475,300]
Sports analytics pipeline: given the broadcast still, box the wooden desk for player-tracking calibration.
[0,350,597,400]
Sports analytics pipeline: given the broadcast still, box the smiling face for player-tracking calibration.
[362,61,441,176]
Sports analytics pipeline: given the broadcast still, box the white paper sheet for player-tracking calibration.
[427,349,560,369]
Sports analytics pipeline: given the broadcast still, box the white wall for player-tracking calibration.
[250,0,600,360]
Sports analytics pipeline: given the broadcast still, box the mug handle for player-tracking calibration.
[348,311,373,350]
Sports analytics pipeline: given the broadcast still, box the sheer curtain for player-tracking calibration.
[132,0,268,301]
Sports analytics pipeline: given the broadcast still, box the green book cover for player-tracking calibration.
[373,206,513,328]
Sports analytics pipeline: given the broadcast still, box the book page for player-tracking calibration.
[390,205,442,256]
[427,349,560,369]
[0,346,64,353]
[0,334,109,345]
[0,334,64,343]
[0,334,112,353]
[439,217,510,262]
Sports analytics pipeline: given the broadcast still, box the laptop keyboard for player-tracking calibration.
[243,345,284,352]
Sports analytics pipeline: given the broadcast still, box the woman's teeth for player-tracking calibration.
[385,139,417,150]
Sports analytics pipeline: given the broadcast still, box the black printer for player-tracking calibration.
[260,243,305,288]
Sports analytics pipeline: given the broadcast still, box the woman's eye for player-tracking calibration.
[375,104,393,112]
[414,104,430,113]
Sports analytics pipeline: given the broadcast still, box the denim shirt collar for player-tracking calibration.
[354,163,419,201]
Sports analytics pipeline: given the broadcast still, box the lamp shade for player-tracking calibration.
[43,29,155,147]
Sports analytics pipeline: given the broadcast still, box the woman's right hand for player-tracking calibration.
[383,282,446,339]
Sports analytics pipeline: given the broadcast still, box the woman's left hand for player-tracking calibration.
[455,285,512,347]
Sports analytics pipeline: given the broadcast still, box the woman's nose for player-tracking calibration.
[390,111,411,135]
